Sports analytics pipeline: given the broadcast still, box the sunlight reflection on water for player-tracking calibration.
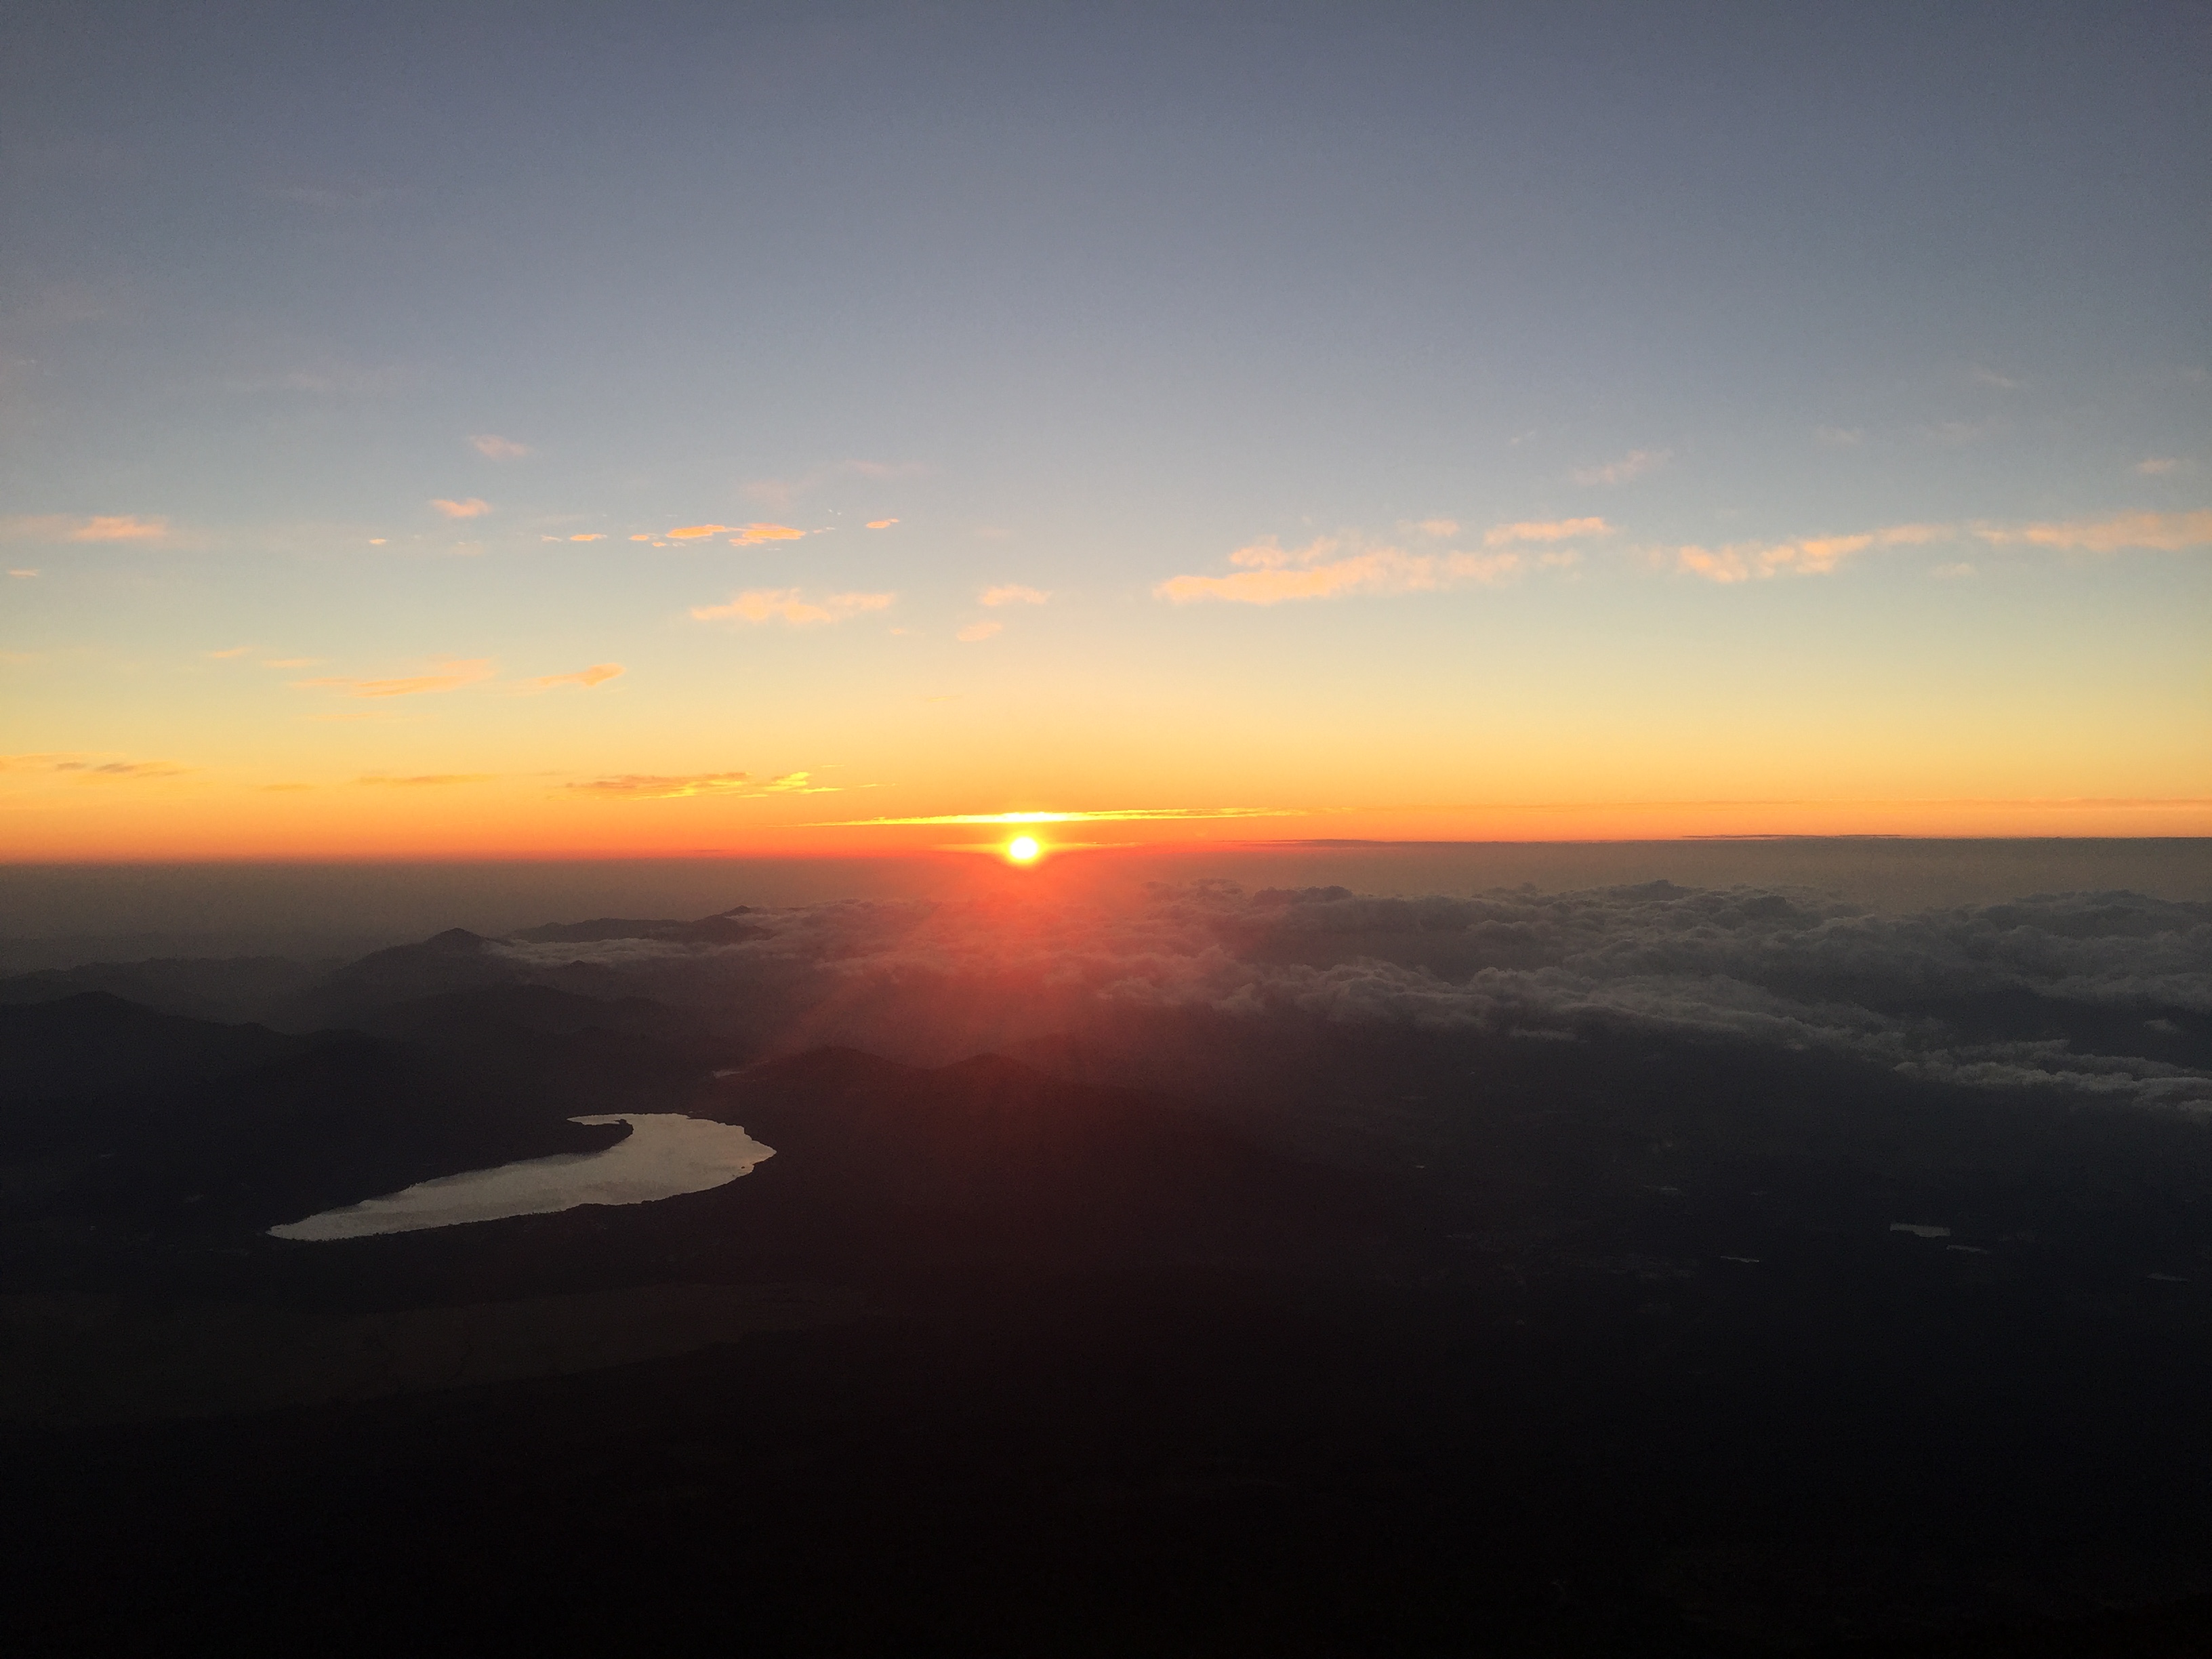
[268,1114,774,1241]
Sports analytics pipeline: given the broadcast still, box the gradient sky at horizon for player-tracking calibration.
[3,2,2208,858]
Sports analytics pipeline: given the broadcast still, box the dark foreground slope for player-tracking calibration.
[4,989,2212,1654]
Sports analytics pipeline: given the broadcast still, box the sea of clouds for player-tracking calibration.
[485,882,2212,1111]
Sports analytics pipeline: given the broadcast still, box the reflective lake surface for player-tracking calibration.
[268,1114,775,1240]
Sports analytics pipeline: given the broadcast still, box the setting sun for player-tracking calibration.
[1006,836,1042,864]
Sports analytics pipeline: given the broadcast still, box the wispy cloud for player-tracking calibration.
[7,569,37,579]
[1975,509,2212,554]
[568,532,606,542]
[2135,457,2179,476]
[743,459,927,510]
[430,497,490,519]
[354,773,495,787]
[567,769,836,800]
[1815,426,1864,448]
[1157,522,1591,606]
[690,589,894,626]
[293,658,495,698]
[957,621,1002,642]
[1931,562,1976,579]
[468,434,529,459]
[1673,523,1950,583]
[1483,516,1611,548]
[1403,518,1459,538]
[729,523,805,545]
[979,583,1047,607]
[525,663,623,691]
[1,752,187,780]
[1571,449,1667,487]
[1969,365,2024,392]
[1,513,169,544]
[867,518,899,529]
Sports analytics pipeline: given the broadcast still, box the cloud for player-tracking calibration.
[629,533,654,542]
[979,584,1047,607]
[464,881,2212,1110]
[1156,535,1526,606]
[1673,523,1952,583]
[957,621,1002,642]
[1975,510,2212,555]
[1404,518,1459,538]
[1571,449,1667,487]
[1815,426,1864,448]
[1483,517,1612,548]
[354,773,495,787]
[818,806,1295,826]
[293,659,495,698]
[1969,365,2024,391]
[743,459,928,510]
[566,769,836,800]
[689,589,895,626]
[1931,562,1976,579]
[1,752,186,780]
[867,519,899,530]
[2135,458,2179,476]
[525,663,624,691]
[667,525,731,539]
[469,435,529,459]
[368,539,387,546]
[7,569,37,579]
[569,533,606,543]
[729,523,806,545]
[430,498,490,519]
[207,647,252,659]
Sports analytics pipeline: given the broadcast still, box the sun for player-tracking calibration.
[1006,835,1042,864]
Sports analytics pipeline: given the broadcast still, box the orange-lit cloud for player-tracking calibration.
[293,658,495,697]
[567,769,835,800]
[430,497,490,518]
[1404,518,1460,537]
[957,621,1002,642]
[728,523,806,545]
[1975,509,2212,554]
[1157,535,1525,605]
[7,569,37,577]
[354,773,495,786]
[2134,457,2179,476]
[525,662,624,691]
[569,533,606,542]
[1571,449,1667,486]
[3,514,169,544]
[667,525,729,539]
[979,583,1047,607]
[690,588,894,626]
[1483,516,1612,548]
[469,434,529,459]
[1673,523,1951,583]
[867,518,899,529]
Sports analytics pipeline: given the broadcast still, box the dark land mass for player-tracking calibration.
[3,922,2211,1655]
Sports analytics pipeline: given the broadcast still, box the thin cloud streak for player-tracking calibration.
[1976,509,2212,554]
[1673,523,1950,583]
[1571,449,1667,487]
[468,435,529,459]
[815,806,1302,826]
[293,659,495,698]
[525,663,624,691]
[690,589,894,626]
[430,497,490,519]
[569,770,835,800]
[979,584,1047,607]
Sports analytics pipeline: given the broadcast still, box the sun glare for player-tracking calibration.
[1006,835,1042,864]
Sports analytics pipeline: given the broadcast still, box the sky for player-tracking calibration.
[3,1,2208,860]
